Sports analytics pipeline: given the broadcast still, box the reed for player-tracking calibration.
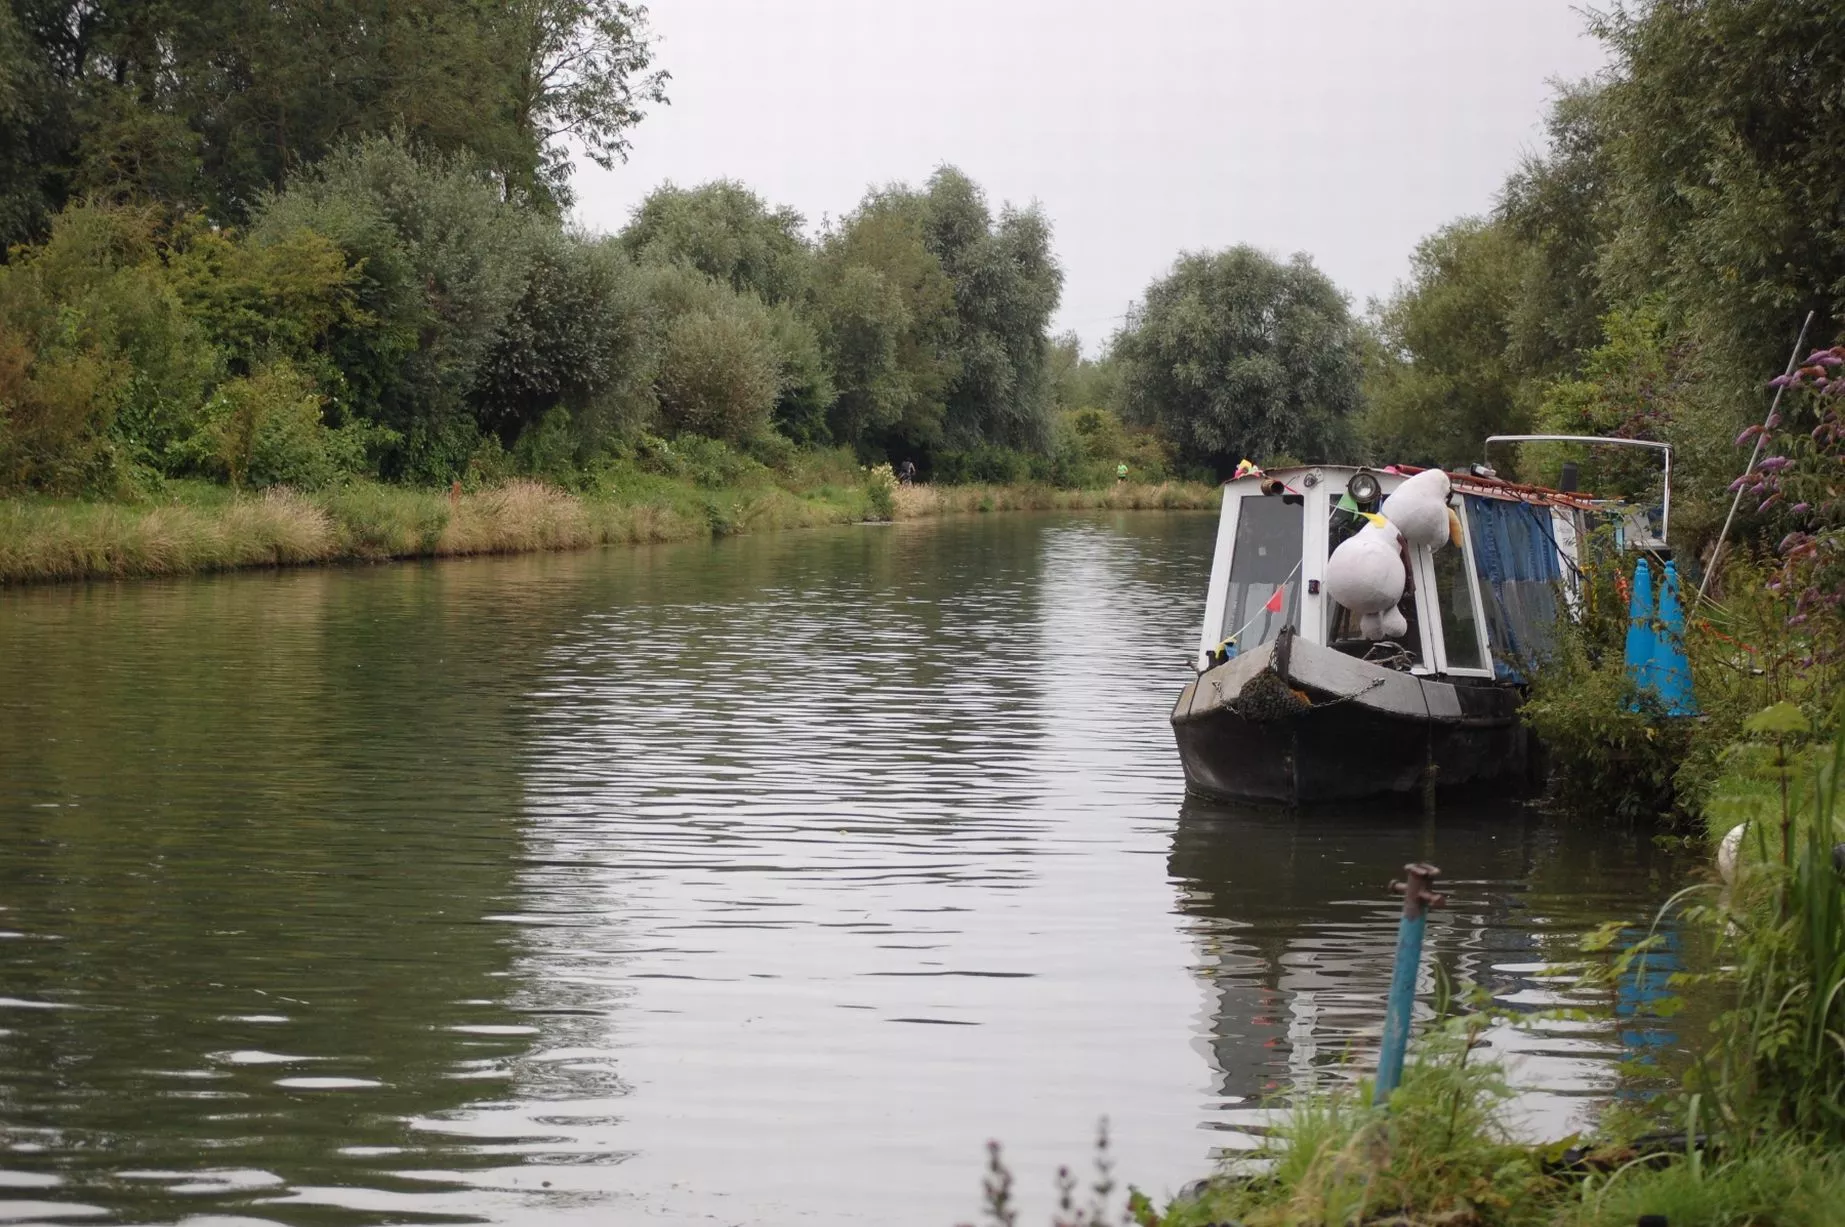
[892,480,1217,520]
[0,478,1217,585]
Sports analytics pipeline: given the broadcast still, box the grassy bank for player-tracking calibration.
[0,474,1219,585]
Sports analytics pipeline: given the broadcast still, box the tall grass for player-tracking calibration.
[0,478,1220,585]
[892,480,1217,520]
[1158,1019,1558,1227]
[1689,717,1845,1143]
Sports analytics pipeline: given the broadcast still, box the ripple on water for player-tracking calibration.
[0,515,1698,1226]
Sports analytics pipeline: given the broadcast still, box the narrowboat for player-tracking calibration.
[1170,458,1649,805]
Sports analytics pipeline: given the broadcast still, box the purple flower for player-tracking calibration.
[1770,374,1797,388]
[1758,456,1791,472]
[1817,353,1845,367]
[1793,502,1812,514]
[1768,413,1783,428]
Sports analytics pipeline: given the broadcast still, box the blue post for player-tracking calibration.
[1653,560,1697,716]
[1375,863,1444,1107]
[1624,558,1658,702]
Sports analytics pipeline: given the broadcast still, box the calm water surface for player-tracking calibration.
[0,513,1691,1225]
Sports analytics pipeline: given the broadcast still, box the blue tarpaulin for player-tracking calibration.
[1463,495,1563,681]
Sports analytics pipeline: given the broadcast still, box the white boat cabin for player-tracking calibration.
[1196,465,1593,680]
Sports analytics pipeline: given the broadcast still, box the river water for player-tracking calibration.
[0,512,1692,1226]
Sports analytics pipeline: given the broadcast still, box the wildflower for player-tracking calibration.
[1757,456,1791,471]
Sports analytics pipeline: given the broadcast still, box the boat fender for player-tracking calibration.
[1380,468,1453,550]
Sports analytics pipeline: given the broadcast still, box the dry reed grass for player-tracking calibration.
[892,480,1218,519]
[0,477,1219,585]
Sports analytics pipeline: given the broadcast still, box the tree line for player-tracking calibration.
[7,0,1845,567]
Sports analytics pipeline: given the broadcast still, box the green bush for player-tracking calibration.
[0,204,221,492]
[933,444,1028,485]
[864,462,896,519]
[630,432,769,490]
[1521,528,1693,819]
[653,308,780,443]
[207,361,360,490]
[509,406,581,484]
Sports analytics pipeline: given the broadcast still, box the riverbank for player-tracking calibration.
[1107,724,1845,1227]
[0,475,1220,585]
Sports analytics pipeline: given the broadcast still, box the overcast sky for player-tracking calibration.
[569,0,1611,352]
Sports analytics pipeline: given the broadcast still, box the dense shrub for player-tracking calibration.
[654,306,780,443]
[0,206,215,491]
[932,445,1028,485]
[1520,528,1695,819]
[207,361,371,491]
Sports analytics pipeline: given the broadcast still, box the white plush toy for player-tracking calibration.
[1360,607,1409,641]
[1380,468,1453,551]
[1324,519,1405,627]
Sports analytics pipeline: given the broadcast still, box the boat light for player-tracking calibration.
[1347,470,1381,507]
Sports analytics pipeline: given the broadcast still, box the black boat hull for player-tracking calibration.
[1170,630,1533,806]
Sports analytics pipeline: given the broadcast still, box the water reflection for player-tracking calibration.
[1169,798,1692,1140]
[0,515,1696,1227]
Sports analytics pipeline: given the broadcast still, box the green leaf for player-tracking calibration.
[1744,701,1810,738]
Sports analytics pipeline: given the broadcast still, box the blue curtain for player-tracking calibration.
[1463,495,1563,682]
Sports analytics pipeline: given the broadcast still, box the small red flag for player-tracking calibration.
[1264,587,1285,614]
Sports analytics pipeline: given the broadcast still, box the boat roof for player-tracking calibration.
[1227,463,1605,512]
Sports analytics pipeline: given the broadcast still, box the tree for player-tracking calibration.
[620,180,811,305]
[471,232,653,451]
[1116,247,1361,472]
[919,168,1063,449]
[0,1,74,249]
[499,0,670,204]
[1593,0,1845,376]
[253,139,551,480]
[0,0,667,233]
[1363,219,1530,468]
[639,263,782,444]
[1045,331,1120,413]
[810,190,959,455]
[1497,82,1615,380]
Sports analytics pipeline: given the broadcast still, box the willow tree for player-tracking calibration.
[1116,247,1361,473]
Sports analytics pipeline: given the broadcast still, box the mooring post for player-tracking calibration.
[1375,862,1445,1107]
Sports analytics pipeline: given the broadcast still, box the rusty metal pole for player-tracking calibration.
[1374,863,1445,1106]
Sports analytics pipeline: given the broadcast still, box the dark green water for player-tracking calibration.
[0,513,1692,1225]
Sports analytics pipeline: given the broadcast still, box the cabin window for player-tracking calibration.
[1219,496,1301,650]
[1323,504,1423,664]
[1431,540,1486,671]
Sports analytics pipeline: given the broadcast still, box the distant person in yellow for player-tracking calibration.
[1116,462,1128,483]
